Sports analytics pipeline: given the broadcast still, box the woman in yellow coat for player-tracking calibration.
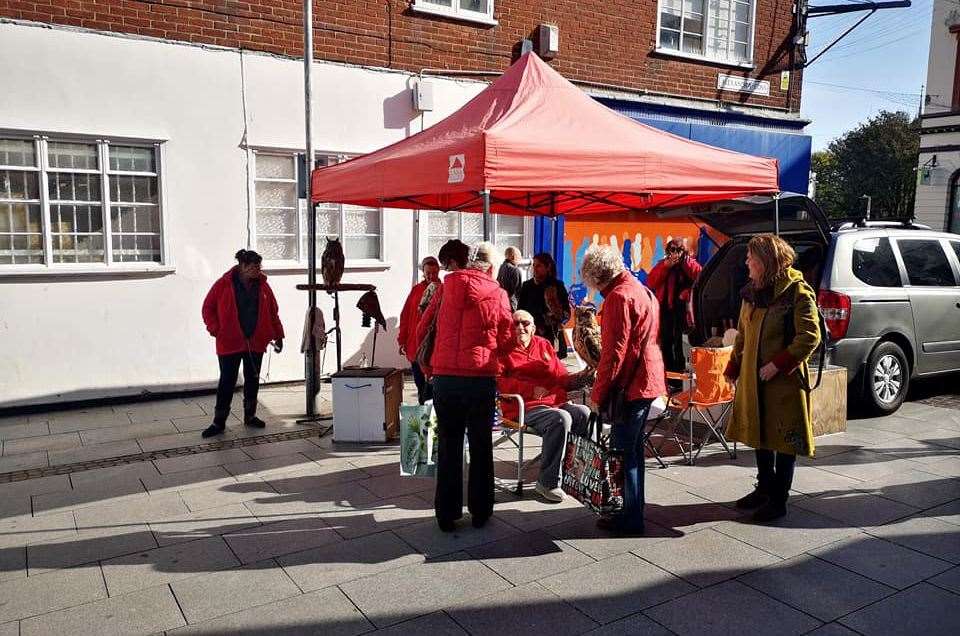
[724,234,821,522]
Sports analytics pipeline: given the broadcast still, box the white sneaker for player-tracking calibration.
[535,482,565,503]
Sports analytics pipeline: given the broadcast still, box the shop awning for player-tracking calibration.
[310,52,779,217]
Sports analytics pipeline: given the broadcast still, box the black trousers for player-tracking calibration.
[756,448,797,504]
[660,306,686,374]
[432,375,496,523]
[411,361,433,405]
[214,352,263,425]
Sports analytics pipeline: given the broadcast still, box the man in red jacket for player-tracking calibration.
[498,310,591,502]
[583,245,665,535]
[397,256,440,403]
[201,249,284,438]
[646,238,701,375]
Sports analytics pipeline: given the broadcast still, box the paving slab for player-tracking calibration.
[394,515,520,558]
[738,553,895,622]
[371,612,467,635]
[467,529,595,585]
[19,584,185,636]
[170,585,372,635]
[121,399,205,423]
[448,582,598,635]
[644,492,746,533]
[490,489,593,533]
[632,527,781,587]
[68,461,160,489]
[0,511,76,549]
[171,559,301,625]
[839,583,960,636]
[0,564,106,623]
[0,544,25,583]
[809,533,953,589]
[74,492,190,529]
[922,456,960,478]
[222,453,318,480]
[359,472,438,499]
[545,515,680,561]
[712,508,860,558]
[241,438,322,460]
[339,552,512,628]
[172,413,239,433]
[79,419,179,445]
[48,440,143,466]
[645,579,821,636]
[0,474,70,499]
[0,449,49,472]
[788,466,864,496]
[153,448,252,475]
[278,531,425,592]
[32,476,148,516]
[223,514,342,563]
[813,449,923,482]
[539,552,694,624]
[47,410,132,434]
[261,457,373,492]
[924,498,960,526]
[150,503,261,547]
[101,535,240,595]
[242,480,381,522]
[139,465,237,496]
[853,469,960,510]
[27,522,158,574]
[0,622,17,636]
[794,490,918,527]
[0,420,49,441]
[179,479,279,513]
[928,565,960,595]
[320,494,434,539]
[866,514,960,563]
[583,613,674,635]
[804,624,862,636]
[3,432,79,455]
[138,430,240,453]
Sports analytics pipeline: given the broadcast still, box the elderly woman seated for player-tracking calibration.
[498,310,592,502]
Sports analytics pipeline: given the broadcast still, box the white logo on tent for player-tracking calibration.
[448,154,465,184]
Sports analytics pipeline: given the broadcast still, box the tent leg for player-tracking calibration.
[481,190,492,241]
[774,192,781,236]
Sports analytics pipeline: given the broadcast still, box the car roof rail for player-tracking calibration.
[830,216,932,231]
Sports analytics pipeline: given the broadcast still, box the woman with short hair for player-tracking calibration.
[724,234,821,522]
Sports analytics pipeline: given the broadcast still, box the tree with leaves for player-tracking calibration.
[810,111,919,220]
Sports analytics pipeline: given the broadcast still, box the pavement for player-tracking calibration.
[0,383,958,635]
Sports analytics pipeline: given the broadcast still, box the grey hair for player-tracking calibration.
[504,246,522,262]
[467,241,503,274]
[512,309,534,323]
[580,244,625,290]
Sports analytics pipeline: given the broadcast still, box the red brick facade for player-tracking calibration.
[0,0,802,111]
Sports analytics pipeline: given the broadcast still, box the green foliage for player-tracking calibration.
[811,111,920,220]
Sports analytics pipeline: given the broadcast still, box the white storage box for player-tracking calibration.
[331,367,403,442]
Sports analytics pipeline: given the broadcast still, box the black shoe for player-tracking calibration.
[752,501,787,523]
[596,516,644,536]
[201,424,225,439]
[244,416,266,429]
[471,514,490,529]
[735,488,770,510]
[596,516,616,532]
[437,519,456,533]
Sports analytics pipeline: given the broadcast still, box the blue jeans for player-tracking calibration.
[610,398,654,532]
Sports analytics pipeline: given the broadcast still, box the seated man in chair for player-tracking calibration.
[498,310,593,502]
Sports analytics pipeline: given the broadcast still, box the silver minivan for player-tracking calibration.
[681,193,960,415]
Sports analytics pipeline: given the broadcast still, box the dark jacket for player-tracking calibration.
[518,277,570,344]
[497,261,523,311]
[202,267,284,356]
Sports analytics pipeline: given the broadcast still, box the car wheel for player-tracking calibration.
[863,341,909,415]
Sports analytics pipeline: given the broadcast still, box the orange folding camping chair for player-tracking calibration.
[661,346,737,465]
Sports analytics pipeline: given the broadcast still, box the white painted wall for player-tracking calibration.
[924,0,960,114]
[0,22,486,407]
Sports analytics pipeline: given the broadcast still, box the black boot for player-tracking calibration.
[752,499,787,523]
[244,402,265,428]
[735,486,769,509]
[202,410,229,438]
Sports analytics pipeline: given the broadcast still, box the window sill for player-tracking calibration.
[0,265,176,280]
[410,4,498,27]
[263,261,392,274]
[653,47,754,70]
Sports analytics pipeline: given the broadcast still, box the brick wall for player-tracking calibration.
[0,0,802,111]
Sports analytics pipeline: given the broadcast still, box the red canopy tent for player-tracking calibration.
[311,52,780,219]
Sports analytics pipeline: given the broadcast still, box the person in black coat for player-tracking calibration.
[518,252,571,358]
[497,246,523,310]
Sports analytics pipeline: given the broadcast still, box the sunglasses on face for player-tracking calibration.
[513,320,533,327]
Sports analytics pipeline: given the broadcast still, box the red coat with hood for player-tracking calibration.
[397,280,431,364]
[417,268,512,378]
[646,255,702,311]
[591,271,666,407]
[497,335,568,420]
[202,267,285,356]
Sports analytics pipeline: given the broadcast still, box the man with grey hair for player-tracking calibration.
[581,244,665,535]
[497,246,523,310]
[498,309,592,502]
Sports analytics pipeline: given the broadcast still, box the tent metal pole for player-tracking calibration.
[304,0,318,416]
[774,191,781,236]
[481,189,492,240]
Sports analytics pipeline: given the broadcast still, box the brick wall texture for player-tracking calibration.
[0,0,803,111]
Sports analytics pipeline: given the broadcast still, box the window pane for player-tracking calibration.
[257,209,298,235]
[497,214,524,234]
[685,18,704,36]
[735,21,749,42]
[256,181,296,208]
[315,204,341,237]
[661,29,680,50]
[49,172,101,202]
[423,0,453,6]
[256,154,295,179]
[428,210,458,237]
[685,0,705,13]
[951,241,960,264]
[682,34,703,54]
[344,236,380,260]
[111,175,158,204]
[50,202,105,263]
[259,236,298,261]
[661,12,681,30]
[1,170,40,200]
[735,1,750,22]
[48,142,98,170]
[0,139,36,167]
[460,0,488,11]
[109,146,156,172]
[344,206,379,235]
[0,202,44,264]
[898,240,957,286]
[461,212,483,239]
[852,237,901,287]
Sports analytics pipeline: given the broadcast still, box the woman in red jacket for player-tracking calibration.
[201,250,284,438]
[582,244,665,535]
[397,256,440,404]
[646,238,701,376]
[418,240,513,532]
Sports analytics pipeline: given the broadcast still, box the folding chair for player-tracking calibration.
[661,346,737,465]
[492,393,538,496]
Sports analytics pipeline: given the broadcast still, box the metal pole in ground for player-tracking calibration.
[303,0,318,416]
[774,192,781,236]
[482,190,492,241]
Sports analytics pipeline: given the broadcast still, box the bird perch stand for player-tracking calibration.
[296,283,376,375]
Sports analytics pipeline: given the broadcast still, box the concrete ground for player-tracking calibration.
[0,384,958,635]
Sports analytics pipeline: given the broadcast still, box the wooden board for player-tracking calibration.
[810,365,847,437]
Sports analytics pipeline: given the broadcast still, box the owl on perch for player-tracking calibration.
[572,304,602,369]
[321,237,345,286]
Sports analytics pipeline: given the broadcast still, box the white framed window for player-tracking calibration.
[423,210,530,259]
[0,135,164,268]
[251,151,384,265]
[657,0,755,67]
[411,0,497,26]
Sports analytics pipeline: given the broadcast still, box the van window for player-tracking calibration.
[897,239,957,286]
[952,241,960,264]
[852,237,901,287]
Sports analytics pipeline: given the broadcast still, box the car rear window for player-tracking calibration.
[952,241,960,264]
[852,237,901,287]
[897,239,957,286]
